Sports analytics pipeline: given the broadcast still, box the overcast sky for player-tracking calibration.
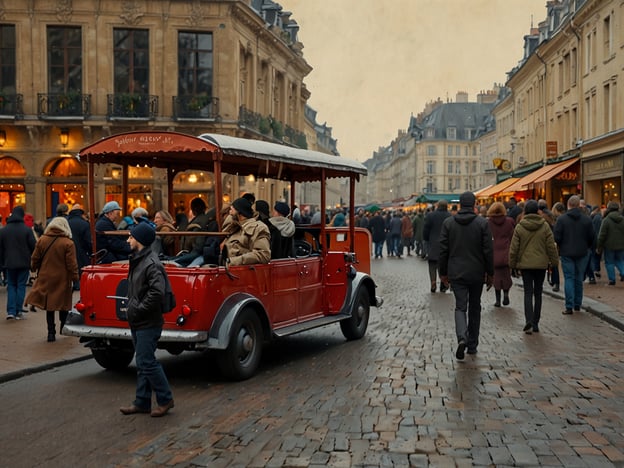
[278,0,547,162]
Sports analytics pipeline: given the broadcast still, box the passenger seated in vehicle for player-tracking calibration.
[152,210,177,257]
[224,197,270,265]
[174,197,212,266]
[269,202,295,258]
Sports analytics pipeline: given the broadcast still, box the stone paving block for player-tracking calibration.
[508,442,539,465]
[601,445,624,462]
[488,446,513,465]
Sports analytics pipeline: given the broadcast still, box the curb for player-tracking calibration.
[0,354,93,385]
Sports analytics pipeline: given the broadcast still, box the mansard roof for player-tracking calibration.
[419,102,495,140]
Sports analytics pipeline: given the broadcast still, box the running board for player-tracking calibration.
[273,313,350,338]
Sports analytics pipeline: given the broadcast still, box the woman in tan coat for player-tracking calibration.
[25,217,79,342]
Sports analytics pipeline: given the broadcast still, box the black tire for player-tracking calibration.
[340,288,370,340]
[217,307,263,380]
[91,341,135,370]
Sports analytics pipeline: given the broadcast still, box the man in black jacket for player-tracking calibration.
[439,192,494,360]
[554,195,595,315]
[120,222,174,417]
[95,201,131,264]
[423,200,451,292]
[67,204,92,290]
[0,206,36,319]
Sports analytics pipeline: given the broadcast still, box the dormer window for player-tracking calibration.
[447,127,456,140]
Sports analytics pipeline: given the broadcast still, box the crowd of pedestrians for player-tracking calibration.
[359,192,624,358]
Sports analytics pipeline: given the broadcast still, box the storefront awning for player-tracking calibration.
[504,164,561,192]
[474,184,494,196]
[476,177,520,198]
[530,157,579,185]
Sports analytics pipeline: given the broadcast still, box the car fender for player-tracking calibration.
[341,271,383,315]
[207,293,270,349]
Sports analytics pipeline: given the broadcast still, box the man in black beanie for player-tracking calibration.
[120,222,175,417]
[439,191,494,360]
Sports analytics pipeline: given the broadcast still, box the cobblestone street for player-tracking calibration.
[1,255,624,467]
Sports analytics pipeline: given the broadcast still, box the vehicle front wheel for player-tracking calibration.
[340,288,370,340]
[217,308,263,380]
[91,340,135,370]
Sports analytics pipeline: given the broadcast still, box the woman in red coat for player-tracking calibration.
[25,216,79,342]
[487,202,516,307]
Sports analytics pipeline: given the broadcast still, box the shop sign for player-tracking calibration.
[546,141,558,159]
[555,170,578,181]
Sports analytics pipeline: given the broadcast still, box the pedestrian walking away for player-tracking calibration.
[439,192,494,359]
[554,195,595,315]
[120,222,175,417]
[596,201,624,286]
[509,200,559,334]
[423,200,451,292]
[25,217,79,342]
[0,206,36,320]
[487,202,515,307]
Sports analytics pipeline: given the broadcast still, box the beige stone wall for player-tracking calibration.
[0,0,313,221]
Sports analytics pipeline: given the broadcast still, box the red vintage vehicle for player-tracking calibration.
[63,131,382,380]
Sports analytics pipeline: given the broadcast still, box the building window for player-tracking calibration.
[178,31,213,97]
[447,161,453,173]
[426,161,435,174]
[427,145,437,156]
[426,128,435,138]
[570,47,577,86]
[47,26,82,93]
[603,14,612,59]
[455,145,460,156]
[447,127,456,140]
[447,145,453,156]
[114,28,149,94]
[0,25,16,94]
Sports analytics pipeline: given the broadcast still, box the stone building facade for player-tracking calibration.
[0,0,339,223]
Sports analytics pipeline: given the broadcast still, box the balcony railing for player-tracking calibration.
[0,93,23,119]
[172,95,219,120]
[37,93,91,119]
[238,106,307,149]
[107,93,158,120]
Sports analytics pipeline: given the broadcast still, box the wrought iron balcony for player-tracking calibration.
[37,93,91,119]
[173,95,219,120]
[0,93,23,119]
[107,93,158,120]
[238,106,307,149]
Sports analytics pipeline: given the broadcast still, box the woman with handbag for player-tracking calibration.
[25,216,79,342]
[509,200,559,334]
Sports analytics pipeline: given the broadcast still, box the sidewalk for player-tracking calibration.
[0,289,91,383]
[0,270,622,384]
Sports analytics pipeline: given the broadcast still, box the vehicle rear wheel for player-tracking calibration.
[217,307,263,380]
[91,340,135,370]
[340,288,370,340]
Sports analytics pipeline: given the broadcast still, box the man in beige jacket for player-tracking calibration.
[224,197,271,266]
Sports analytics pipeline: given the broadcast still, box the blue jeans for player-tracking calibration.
[604,249,624,282]
[391,235,401,256]
[373,241,384,258]
[452,281,484,352]
[131,327,173,409]
[6,268,29,316]
[560,254,590,310]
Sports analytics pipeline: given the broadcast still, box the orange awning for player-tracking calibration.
[531,157,579,185]
[474,184,494,196]
[504,163,561,192]
[476,177,520,198]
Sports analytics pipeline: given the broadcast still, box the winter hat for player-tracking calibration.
[232,197,254,218]
[274,201,290,217]
[459,191,476,208]
[10,205,25,221]
[255,200,270,217]
[524,200,539,214]
[102,200,122,214]
[130,221,156,247]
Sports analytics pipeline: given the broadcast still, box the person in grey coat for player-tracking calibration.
[596,201,624,285]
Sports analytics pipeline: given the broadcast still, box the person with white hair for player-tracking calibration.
[25,216,79,341]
